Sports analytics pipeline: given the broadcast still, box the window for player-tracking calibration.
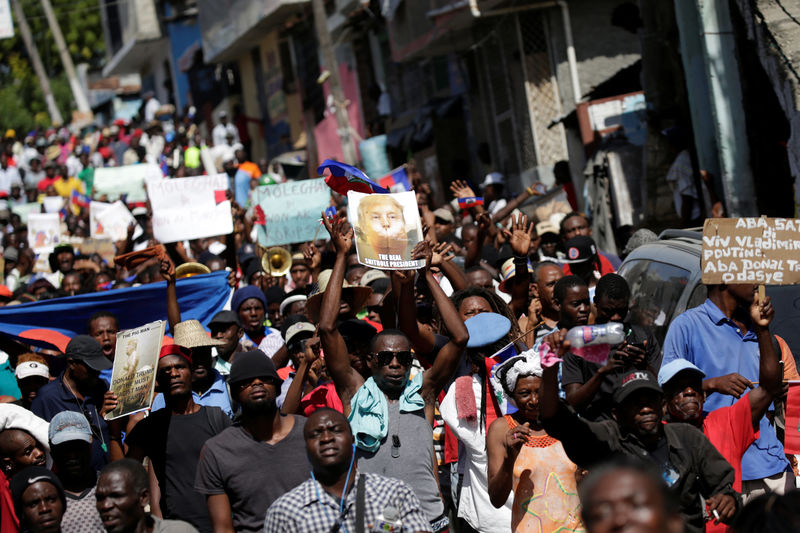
[618,259,691,348]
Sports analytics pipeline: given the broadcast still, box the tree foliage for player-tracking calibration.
[0,0,105,129]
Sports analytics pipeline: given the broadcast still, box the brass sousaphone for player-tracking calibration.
[261,246,292,277]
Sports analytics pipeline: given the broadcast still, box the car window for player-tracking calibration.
[687,284,707,311]
[618,259,691,347]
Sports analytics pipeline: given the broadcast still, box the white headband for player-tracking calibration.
[501,349,543,394]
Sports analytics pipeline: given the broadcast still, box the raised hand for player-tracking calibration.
[430,242,453,267]
[322,212,353,255]
[160,258,175,284]
[502,213,534,257]
[302,242,322,270]
[749,294,774,329]
[450,179,477,200]
[412,240,433,271]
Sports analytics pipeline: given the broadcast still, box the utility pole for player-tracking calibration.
[311,0,358,165]
[39,0,91,114]
[10,0,63,125]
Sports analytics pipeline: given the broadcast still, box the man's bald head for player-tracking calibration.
[304,408,355,476]
[0,429,46,476]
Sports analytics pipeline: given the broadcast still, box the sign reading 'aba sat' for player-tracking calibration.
[702,218,800,285]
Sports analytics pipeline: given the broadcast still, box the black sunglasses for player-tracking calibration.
[371,350,413,367]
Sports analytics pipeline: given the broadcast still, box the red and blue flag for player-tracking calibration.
[378,166,411,192]
[318,159,389,195]
[458,197,484,209]
[71,190,90,209]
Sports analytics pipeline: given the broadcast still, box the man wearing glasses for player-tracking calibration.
[318,214,469,533]
[31,336,113,473]
[194,350,308,533]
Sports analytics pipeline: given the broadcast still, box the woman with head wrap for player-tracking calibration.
[485,348,583,532]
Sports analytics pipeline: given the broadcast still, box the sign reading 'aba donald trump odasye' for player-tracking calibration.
[702,218,800,285]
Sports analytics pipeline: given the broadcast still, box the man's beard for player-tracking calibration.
[241,396,277,416]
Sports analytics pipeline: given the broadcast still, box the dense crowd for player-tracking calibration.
[0,110,796,533]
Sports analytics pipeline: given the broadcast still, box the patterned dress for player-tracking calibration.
[504,415,585,533]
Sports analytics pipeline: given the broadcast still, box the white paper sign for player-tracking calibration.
[95,201,142,242]
[90,201,111,238]
[147,174,233,243]
[43,196,64,214]
[93,164,162,203]
[0,0,14,40]
[28,213,61,252]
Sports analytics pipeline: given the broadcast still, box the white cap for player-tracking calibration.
[481,172,504,188]
[15,361,49,380]
[284,322,315,345]
[279,294,307,316]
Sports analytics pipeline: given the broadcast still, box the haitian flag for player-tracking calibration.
[71,190,91,209]
[0,271,231,341]
[377,166,411,192]
[785,383,800,453]
[487,342,520,415]
[318,159,389,195]
[458,197,484,209]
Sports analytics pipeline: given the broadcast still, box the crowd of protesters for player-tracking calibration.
[0,108,797,533]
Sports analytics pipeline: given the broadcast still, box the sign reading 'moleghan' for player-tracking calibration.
[702,218,800,285]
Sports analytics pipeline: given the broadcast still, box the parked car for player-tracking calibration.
[618,229,800,363]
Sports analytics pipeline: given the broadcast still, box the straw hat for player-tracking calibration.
[497,257,534,294]
[305,269,372,323]
[175,262,211,279]
[173,320,224,348]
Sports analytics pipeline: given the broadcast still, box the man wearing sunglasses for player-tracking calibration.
[319,214,469,533]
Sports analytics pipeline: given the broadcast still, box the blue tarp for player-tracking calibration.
[0,271,231,339]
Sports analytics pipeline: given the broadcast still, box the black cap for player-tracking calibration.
[564,236,598,263]
[207,310,241,329]
[10,466,66,516]
[229,350,282,385]
[65,335,112,371]
[337,319,377,341]
[613,370,662,405]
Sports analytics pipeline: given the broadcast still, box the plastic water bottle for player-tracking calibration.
[566,322,625,348]
[565,323,625,364]
[372,505,402,532]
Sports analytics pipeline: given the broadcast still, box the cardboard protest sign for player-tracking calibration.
[105,320,165,420]
[252,178,330,247]
[27,213,61,252]
[96,201,142,242]
[93,164,162,203]
[347,190,425,269]
[147,174,233,243]
[702,218,800,285]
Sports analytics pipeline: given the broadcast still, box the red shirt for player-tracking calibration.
[300,382,343,416]
[1,475,19,533]
[562,253,616,277]
[702,393,758,532]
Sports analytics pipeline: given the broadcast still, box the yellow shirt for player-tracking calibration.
[53,176,84,199]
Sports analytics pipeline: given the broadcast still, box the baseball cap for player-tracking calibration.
[564,236,598,264]
[65,335,112,371]
[279,294,307,316]
[15,361,49,380]
[657,359,706,388]
[229,350,282,385]
[433,208,454,224]
[10,467,65,515]
[284,322,315,346]
[3,247,18,262]
[613,370,662,405]
[48,411,92,445]
[481,172,504,188]
[360,269,389,288]
[535,221,559,237]
[465,312,511,348]
[207,310,241,329]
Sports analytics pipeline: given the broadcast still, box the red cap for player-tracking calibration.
[0,285,11,299]
[159,344,192,364]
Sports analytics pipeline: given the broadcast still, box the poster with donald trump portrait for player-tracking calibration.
[347,190,425,270]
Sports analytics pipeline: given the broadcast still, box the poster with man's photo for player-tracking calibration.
[347,191,425,270]
[105,321,165,420]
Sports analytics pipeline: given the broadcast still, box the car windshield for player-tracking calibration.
[618,259,691,347]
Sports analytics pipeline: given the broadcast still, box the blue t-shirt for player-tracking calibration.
[661,299,789,480]
[151,369,233,418]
